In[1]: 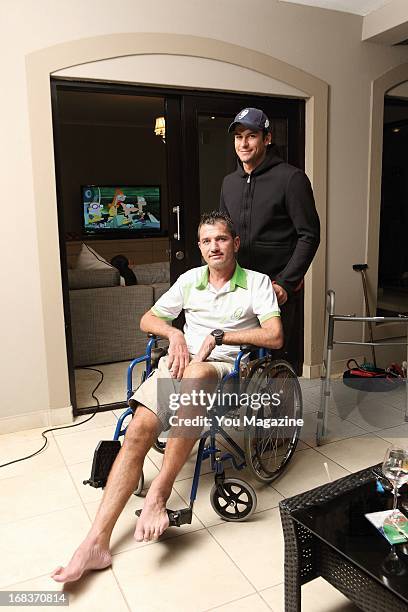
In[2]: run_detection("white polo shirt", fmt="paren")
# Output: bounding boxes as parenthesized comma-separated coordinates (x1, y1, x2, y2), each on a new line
(151, 263, 280, 363)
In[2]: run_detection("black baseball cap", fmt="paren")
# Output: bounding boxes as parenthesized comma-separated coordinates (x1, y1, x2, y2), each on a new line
(228, 107, 270, 133)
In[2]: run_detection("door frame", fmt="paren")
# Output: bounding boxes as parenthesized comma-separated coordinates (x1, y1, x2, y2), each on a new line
(51, 79, 306, 413)
(366, 63, 408, 341)
(25, 34, 328, 426)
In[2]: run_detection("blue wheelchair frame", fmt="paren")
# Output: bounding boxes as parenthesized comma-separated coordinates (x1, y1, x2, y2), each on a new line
(113, 336, 268, 520)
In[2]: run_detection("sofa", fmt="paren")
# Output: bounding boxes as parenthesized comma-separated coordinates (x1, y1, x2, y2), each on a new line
(68, 262, 170, 366)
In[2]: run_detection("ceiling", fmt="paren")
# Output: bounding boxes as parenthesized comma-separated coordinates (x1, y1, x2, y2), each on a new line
(279, 0, 392, 16)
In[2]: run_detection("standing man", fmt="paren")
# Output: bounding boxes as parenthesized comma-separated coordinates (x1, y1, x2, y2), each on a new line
(220, 107, 320, 374)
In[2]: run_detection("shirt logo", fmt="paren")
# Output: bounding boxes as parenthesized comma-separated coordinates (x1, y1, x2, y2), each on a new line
(238, 109, 249, 119)
(231, 307, 244, 320)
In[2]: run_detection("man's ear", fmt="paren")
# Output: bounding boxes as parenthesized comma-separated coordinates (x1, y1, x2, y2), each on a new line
(264, 132, 272, 146)
(234, 236, 240, 252)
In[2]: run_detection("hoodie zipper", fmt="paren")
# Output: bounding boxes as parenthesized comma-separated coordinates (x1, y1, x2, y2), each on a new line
(241, 173, 252, 256)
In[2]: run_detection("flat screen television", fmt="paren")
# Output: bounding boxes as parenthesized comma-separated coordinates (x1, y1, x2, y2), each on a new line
(82, 185, 162, 237)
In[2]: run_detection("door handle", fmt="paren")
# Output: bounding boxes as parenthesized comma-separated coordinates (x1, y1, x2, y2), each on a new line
(172, 205, 181, 241)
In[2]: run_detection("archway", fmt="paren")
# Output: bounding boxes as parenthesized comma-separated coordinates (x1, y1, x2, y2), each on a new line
(25, 33, 328, 417)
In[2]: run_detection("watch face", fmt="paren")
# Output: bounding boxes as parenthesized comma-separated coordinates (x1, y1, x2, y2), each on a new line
(211, 329, 224, 345)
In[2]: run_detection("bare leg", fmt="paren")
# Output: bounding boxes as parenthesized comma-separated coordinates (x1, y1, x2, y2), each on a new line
(51, 406, 159, 583)
(135, 364, 218, 542)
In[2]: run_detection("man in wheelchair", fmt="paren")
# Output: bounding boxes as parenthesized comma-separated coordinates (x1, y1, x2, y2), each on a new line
(52, 211, 283, 583)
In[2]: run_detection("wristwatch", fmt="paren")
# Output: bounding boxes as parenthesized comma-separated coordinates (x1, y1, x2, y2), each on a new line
(211, 329, 224, 346)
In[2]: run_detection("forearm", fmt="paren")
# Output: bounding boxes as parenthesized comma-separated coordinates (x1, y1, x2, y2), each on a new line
(140, 310, 183, 340)
(223, 324, 283, 350)
(275, 239, 319, 293)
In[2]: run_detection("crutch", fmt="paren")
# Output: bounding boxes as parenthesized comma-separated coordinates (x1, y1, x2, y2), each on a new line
(352, 263, 377, 368)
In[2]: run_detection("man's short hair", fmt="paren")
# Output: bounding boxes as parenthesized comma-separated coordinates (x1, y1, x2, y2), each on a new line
(197, 211, 237, 240)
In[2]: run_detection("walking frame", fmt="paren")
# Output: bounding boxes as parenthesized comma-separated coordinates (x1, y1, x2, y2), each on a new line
(317, 290, 408, 445)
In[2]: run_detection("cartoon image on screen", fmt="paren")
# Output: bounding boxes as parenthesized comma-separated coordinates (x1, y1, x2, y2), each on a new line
(82, 186, 161, 235)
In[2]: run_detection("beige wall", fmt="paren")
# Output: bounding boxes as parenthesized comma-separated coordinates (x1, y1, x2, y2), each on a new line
(1, 0, 408, 433)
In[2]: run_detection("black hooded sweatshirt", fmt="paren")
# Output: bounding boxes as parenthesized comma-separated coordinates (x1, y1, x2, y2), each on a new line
(220, 145, 320, 295)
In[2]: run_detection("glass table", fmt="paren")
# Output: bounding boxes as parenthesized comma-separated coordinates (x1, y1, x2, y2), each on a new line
(279, 466, 408, 611)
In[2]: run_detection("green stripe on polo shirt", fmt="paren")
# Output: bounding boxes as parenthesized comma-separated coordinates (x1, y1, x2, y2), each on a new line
(150, 306, 175, 321)
(195, 267, 209, 290)
(195, 263, 247, 291)
(230, 263, 247, 290)
(259, 311, 281, 323)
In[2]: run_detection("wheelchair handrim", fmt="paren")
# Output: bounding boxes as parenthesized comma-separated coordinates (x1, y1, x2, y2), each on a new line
(243, 358, 303, 483)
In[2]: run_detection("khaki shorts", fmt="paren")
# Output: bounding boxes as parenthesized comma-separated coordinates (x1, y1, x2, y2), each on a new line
(129, 355, 234, 432)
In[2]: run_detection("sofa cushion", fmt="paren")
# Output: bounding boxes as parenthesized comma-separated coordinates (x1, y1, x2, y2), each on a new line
(69, 285, 154, 366)
(68, 268, 120, 290)
(152, 283, 170, 302)
(131, 261, 170, 285)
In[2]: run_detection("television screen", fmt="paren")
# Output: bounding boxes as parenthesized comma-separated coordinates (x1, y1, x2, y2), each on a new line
(82, 185, 161, 236)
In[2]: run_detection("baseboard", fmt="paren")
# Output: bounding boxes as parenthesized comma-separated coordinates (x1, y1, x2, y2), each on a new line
(302, 356, 364, 380)
(0, 405, 73, 435)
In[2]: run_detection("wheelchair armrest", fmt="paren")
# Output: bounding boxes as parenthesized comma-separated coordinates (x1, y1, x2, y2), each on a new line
(239, 344, 259, 352)
(147, 333, 167, 344)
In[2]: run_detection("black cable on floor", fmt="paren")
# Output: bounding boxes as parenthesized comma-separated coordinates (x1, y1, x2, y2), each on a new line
(0, 367, 104, 469)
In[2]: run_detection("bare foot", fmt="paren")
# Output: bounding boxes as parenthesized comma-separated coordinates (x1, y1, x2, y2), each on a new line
(134, 497, 170, 542)
(51, 538, 112, 583)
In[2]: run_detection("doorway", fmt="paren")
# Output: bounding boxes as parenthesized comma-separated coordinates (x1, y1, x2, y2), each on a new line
(377, 95, 408, 317)
(51, 79, 305, 414)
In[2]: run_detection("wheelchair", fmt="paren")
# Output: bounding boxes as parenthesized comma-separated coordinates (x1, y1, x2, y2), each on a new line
(84, 335, 303, 525)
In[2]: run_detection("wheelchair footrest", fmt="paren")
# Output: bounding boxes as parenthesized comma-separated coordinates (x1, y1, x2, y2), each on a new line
(135, 507, 193, 527)
(83, 440, 121, 488)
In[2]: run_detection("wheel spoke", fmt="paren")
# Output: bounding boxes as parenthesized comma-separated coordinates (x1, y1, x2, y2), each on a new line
(211, 478, 256, 520)
(245, 359, 302, 481)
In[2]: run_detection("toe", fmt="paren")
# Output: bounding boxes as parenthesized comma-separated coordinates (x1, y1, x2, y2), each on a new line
(143, 528, 151, 542)
(152, 526, 160, 540)
(51, 570, 66, 583)
(134, 523, 143, 542)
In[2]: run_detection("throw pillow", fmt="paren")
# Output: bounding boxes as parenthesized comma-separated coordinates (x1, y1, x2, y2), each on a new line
(75, 243, 112, 271)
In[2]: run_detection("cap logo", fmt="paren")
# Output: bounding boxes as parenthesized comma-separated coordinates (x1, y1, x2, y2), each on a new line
(265, 119, 270, 128)
(237, 109, 249, 119)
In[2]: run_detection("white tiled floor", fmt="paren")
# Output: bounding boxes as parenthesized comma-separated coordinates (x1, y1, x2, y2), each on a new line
(1, 375, 407, 610)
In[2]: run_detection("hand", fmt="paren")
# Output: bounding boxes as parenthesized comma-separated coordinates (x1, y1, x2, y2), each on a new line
(167, 330, 190, 380)
(190, 334, 216, 364)
(272, 283, 288, 306)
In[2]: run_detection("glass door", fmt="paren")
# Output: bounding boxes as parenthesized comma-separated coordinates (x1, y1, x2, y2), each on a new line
(51, 81, 183, 413)
(178, 93, 305, 270)
(52, 80, 305, 413)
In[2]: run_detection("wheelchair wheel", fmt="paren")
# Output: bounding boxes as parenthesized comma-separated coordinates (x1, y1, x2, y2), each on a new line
(244, 359, 302, 483)
(133, 470, 144, 496)
(210, 478, 257, 521)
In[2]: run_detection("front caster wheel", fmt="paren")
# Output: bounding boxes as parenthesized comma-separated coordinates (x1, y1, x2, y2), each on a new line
(133, 470, 144, 496)
(210, 478, 257, 522)
(153, 438, 166, 454)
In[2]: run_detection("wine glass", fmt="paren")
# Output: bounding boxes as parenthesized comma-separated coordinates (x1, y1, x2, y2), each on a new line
(382, 445, 408, 519)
